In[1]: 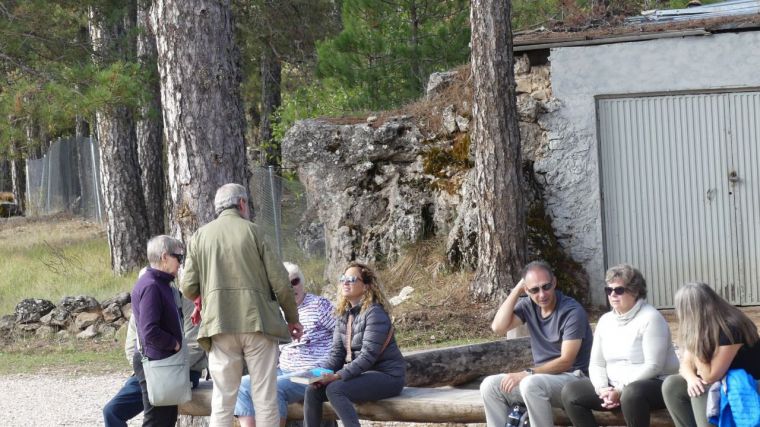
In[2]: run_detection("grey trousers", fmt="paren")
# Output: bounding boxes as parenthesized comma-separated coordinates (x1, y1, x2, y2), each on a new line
(480, 371, 585, 427)
(662, 374, 714, 427)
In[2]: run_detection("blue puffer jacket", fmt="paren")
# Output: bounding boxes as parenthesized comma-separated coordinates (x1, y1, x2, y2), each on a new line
(324, 303, 406, 381)
(708, 369, 760, 427)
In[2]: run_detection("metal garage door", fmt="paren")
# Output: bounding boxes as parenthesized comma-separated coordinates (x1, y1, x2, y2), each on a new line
(598, 91, 760, 308)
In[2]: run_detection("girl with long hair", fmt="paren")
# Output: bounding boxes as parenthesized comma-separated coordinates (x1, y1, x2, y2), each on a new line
(303, 262, 405, 427)
(663, 282, 760, 427)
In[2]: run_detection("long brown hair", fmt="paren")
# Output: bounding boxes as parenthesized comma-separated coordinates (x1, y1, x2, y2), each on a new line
(335, 262, 392, 316)
(675, 282, 759, 363)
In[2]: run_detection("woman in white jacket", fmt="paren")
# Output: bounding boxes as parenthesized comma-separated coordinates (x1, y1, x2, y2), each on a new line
(561, 264, 679, 427)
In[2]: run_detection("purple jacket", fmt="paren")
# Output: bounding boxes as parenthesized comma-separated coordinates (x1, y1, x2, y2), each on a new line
(131, 268, 183, 360)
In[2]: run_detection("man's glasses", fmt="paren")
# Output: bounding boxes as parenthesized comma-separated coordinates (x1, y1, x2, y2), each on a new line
(526, 282, 553, 294)
(604, 286, 627, 296)
(290, 277, 301, 287)
(170, 253, 184, 264)
(339, 275, 361, 284)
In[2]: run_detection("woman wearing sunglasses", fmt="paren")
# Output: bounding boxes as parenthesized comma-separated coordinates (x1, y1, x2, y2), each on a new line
(562, 264, 679, 427)
(663, 283, 760, 427)
(303, 262, 405, 427)
(130, 235, 187, 427)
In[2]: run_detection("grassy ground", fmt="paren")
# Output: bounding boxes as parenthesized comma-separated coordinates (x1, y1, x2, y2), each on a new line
(0, 214, 137, 316)
(0, 335, 127, 375)
(0, 214, 494, 374)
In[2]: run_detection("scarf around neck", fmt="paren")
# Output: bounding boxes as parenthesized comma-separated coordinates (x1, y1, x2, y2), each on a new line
(614, 298, 645, 326)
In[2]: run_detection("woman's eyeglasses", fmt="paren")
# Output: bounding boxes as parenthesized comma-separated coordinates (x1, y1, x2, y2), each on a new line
(526, 282, 553, 294)
(290, 277, 301, 287)
(339, 275, 361, 284)
(604, 286, 626, 296)
(170, 253, 184, 264)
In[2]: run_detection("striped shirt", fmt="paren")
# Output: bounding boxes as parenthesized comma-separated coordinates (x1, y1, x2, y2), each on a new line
(279, 293, 336, 372)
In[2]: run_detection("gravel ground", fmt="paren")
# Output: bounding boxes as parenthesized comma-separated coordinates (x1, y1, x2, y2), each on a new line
(0, 372, 143, 426)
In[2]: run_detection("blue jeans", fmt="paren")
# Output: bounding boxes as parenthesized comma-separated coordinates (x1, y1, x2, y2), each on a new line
(235, 369, 307, 419)
(104, 376, 143, 427)
(104, 369, 202, 427)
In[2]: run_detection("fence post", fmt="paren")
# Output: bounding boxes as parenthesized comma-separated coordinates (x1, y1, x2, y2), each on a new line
(45, 151, 53, 213)
(24, 160, 30, 215)
(89, 137, 103, 222)
(268, 165, 282, 258)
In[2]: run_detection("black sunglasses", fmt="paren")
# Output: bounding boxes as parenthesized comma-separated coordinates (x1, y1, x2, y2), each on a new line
(604, 286, 626, 296)
(290, 277, 301, 287)
(170, 253, 184, 264)
(526, 282, 553, 294)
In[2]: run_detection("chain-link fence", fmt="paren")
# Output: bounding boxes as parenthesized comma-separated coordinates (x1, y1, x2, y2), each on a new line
(26, 137, 103, 222)
(250, 166, 326, 286)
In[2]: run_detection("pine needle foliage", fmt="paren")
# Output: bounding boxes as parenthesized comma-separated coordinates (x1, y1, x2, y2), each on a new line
(0, 1, 150, 154)
(316, 0, 471, 111)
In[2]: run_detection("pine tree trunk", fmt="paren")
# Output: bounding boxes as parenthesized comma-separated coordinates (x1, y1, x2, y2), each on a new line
(469, 0, 526, 300)
(136, 3, 166, 236)
(408, 1, 423, 93)
(260, 43, 282, 167)
(9, 139, 25, 212)
(152, 0, 250, 242)
(75, 115, 90, 138)
(90, 4, 150, 274)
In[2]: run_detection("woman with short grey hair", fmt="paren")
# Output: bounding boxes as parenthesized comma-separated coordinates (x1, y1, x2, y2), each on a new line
(146, 235, 185, 267)
(131, 235, 186, 426)
(562, 264, 679, 427)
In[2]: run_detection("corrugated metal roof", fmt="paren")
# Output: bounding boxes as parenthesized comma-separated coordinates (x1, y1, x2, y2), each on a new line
(628, 0, 760, 24)
(513, 0, 760, 51)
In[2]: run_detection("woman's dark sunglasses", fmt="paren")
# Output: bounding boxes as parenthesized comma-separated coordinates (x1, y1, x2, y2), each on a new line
(170, 253, 184, 264)
(290, 277, 301, 287)
(604, 286, 626, 296)
(526, 282, 553, 294)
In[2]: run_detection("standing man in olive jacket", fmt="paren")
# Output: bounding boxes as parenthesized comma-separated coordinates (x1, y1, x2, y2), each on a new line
(181, 183, 303, 427)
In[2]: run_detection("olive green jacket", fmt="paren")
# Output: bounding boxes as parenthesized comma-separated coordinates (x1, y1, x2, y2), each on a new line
(180, 209, 299, 352)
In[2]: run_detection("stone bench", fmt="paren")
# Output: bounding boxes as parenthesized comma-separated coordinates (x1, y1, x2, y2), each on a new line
(179, 381, 674, 425)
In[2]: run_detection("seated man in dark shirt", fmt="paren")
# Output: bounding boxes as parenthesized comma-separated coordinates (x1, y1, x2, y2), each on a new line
(480, 260, 593, 427)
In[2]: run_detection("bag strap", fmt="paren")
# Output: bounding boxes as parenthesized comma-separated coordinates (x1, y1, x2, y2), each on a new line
(344, 312, 395, 364)
(380, 326, 395, 353)
(344, 313, 354, 363)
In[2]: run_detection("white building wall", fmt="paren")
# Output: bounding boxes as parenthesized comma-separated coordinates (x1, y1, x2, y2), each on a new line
(540, 31, 760, 307)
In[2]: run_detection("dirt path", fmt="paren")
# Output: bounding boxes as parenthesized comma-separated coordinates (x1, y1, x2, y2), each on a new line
(0, 372, 142, 426)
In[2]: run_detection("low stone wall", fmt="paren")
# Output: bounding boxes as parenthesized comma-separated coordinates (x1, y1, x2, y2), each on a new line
(0, 293, 132, 343)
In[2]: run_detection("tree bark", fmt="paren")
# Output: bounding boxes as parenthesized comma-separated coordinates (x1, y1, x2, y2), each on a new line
(408, 0, 423, 93)
(10, 155, 25, 212)
(404, 338, 532, 387)
(260, 42, 282, 166)
(152, 0, 250, 242)
(90, 4, 150, 274)
(136, 2, 166, 236)
(470, 0, 526, 300)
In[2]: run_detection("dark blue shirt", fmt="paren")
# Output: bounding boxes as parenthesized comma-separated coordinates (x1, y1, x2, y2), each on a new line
(131, 268, 183, 360)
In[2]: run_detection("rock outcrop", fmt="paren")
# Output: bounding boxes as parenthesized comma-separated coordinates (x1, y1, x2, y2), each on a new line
(282, 59, 590, 301)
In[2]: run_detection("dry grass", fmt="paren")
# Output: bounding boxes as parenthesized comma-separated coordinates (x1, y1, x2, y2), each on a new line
(0, 192, 14, 203)
(321, 64, 473, 137)
(378, 238, 494, 349)
(0, 213, 104, 249)
(0, 214, 137, 316)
